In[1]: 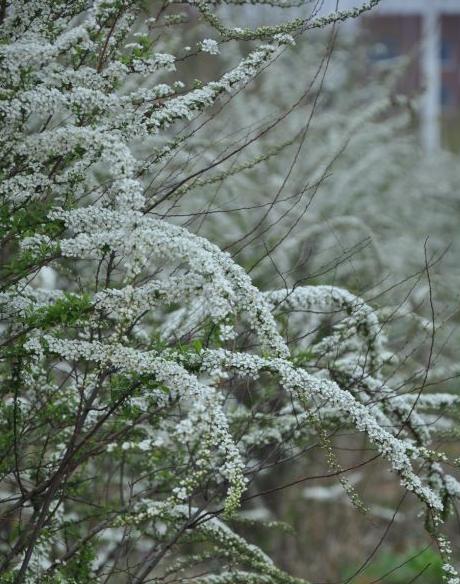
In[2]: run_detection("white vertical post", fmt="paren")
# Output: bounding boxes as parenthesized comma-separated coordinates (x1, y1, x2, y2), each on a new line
(421, 1, 441, 152)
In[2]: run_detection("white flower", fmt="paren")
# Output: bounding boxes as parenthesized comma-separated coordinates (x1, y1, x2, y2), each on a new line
(200, 38, 219, 55)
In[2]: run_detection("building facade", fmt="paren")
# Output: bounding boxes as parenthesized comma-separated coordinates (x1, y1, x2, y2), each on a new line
(361, 0, 460, 151)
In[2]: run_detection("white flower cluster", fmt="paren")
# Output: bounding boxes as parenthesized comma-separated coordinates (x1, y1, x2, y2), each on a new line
(0, 1, 458, 583)
(265, 285, 385, 372)
(200, 348, 456, 512)
(200, 38, 220, 54)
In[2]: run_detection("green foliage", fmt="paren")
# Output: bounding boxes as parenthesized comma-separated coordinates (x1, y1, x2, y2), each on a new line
(343, 547, 443, 584)
(59, 542, 97, 584)
(25, 293, 92, 330)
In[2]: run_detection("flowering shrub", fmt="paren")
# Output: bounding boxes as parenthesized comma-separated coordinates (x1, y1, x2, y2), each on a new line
(0, 1, 458, 583)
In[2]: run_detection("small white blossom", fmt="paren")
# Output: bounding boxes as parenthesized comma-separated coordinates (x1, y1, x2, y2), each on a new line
(200, 38, 220, 55)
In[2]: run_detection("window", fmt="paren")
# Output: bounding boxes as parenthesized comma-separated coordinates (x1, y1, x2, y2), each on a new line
(440, 38, 454, 68)
(440, 82, 454, 110)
